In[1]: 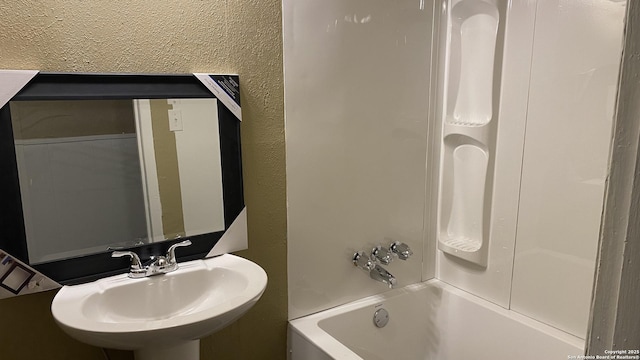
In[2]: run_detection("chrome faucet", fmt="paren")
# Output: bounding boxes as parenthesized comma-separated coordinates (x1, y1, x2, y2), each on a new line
(111, 240, 192, 278)
(369, 264, 396, 288)
(353, 251, 396, 288)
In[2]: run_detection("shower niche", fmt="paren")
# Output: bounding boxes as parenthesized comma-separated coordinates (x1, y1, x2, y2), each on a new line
(437, 0, 502, 267)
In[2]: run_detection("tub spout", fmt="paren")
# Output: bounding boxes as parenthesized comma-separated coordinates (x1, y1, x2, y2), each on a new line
(369, 264, 396, 288)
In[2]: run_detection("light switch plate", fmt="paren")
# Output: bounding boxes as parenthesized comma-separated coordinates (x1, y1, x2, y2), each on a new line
(168, 109, 183, 131)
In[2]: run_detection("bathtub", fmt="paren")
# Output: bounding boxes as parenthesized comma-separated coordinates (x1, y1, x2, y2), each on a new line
(288, 279, 583, 360)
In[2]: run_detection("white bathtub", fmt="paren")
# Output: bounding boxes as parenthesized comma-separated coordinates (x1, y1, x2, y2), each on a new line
(288, 280, 583, 360)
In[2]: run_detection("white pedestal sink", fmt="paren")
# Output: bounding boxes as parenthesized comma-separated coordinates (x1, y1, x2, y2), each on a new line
(51, 254, 267, 360)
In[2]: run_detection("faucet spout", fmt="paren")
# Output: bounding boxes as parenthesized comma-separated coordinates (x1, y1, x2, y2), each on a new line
(369, 264, 396, 288)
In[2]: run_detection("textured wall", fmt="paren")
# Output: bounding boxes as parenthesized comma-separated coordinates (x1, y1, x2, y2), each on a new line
(0, 1, 287, 359)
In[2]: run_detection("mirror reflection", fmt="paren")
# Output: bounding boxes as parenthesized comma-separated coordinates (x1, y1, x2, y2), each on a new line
(10, 98, 225, 264)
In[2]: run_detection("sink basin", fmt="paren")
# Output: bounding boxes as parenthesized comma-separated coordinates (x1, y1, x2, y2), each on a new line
(51, 254, 267, 359)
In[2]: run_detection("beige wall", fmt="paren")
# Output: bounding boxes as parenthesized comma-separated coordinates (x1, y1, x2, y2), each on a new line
(149, 99, 186, 239)
(0, 1, 287, 359)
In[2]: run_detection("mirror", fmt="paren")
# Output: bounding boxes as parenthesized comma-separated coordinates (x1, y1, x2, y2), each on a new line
(11, 99, 225, 264)
(0, 73, 244, 284)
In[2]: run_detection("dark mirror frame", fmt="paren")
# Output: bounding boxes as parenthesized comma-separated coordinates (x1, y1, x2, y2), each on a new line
(0, 73, 244, 285)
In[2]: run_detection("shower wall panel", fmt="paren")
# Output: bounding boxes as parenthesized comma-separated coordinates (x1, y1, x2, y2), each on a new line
(510, 0, 625, 339)
(285, 0, 436, 320)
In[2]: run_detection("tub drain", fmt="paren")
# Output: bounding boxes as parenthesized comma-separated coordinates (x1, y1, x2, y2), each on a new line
(373, 308, 389, 328)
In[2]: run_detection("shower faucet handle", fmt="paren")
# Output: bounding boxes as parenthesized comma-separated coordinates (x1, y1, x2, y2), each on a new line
(371, 245, 393, 265)
(353, 251, 374, 271)
(390, 241, 413, 260)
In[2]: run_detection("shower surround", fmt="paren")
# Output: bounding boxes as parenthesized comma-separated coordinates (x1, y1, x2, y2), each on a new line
(285, 0, 625, 357)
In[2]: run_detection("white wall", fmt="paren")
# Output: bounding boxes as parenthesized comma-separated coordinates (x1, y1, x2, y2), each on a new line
(285, 0, 436, 319)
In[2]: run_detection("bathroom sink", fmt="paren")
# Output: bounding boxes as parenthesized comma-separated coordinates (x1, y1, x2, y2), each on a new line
(51, 254, 267, 357)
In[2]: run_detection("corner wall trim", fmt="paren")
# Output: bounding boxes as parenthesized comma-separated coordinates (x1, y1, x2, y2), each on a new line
(587, 0, 640, 353)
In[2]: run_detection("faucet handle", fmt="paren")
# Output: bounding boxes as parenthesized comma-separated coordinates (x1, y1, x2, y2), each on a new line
(371, 246, 393, 265)
(166, 240, 192, 264)
(390, 241, 413, 260)
(353, 251, 374, 271)
(111, 251, 144, 272)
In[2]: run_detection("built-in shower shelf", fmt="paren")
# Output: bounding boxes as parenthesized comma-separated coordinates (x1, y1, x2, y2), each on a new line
(446, 121, 488, 127)
(440, 237, 482, 252)
(443, 123, 491, 145)
(439, 237, 486, 265)
(437, 0, 500, 268)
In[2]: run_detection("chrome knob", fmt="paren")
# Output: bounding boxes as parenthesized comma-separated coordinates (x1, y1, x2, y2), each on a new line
(390, 241, 413, 260)
(353, 251, 374, 271)
(371, 245, 393, 265)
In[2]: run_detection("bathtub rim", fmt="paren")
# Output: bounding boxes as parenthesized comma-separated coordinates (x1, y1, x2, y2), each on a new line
(288, 279, 584, 359)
